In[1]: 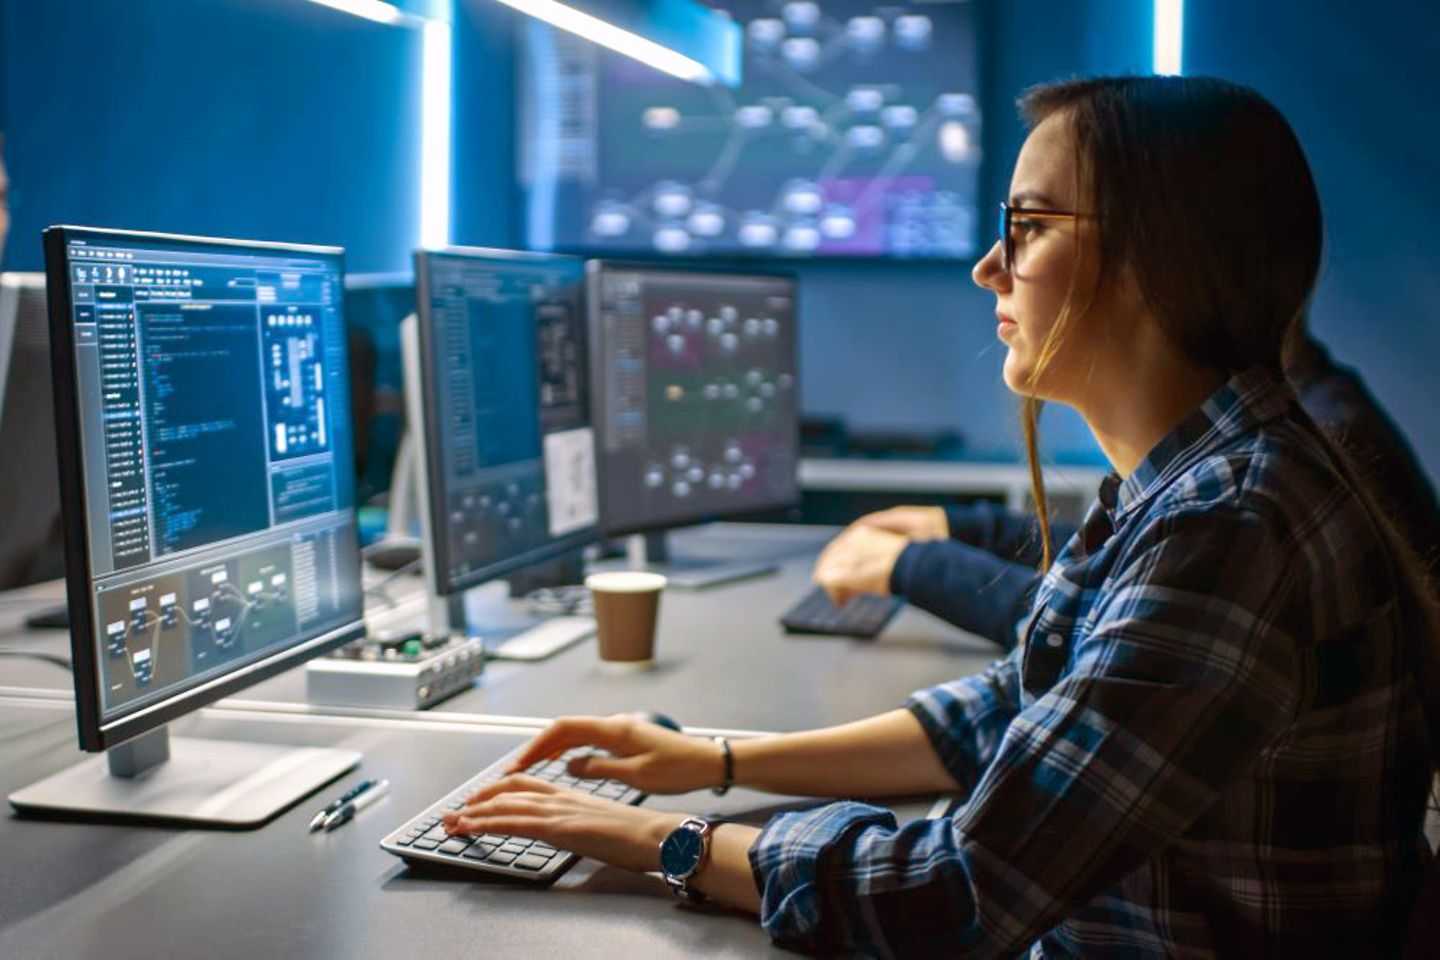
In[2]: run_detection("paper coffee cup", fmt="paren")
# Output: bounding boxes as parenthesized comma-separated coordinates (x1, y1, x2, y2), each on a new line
(584, 571, 667, 668)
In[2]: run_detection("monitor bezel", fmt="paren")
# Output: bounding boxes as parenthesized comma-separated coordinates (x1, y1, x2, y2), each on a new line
(584, 259, 802, 538)
(43, 225, 367, 753)
(411, 246, 599, 597)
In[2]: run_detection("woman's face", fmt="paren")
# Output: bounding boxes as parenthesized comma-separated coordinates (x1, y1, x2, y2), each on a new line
(972, 112, 1100, 402)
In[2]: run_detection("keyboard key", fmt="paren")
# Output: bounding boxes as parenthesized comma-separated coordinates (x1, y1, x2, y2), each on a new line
(487, 850, 517, 866)
(438, 837, 472, 855)
(530, 842, 557, 856)
(513, 854, 550, 871)
(394, 835, 416, 846)
(461, 844, 494, 860)
(411, 837, 441, 851)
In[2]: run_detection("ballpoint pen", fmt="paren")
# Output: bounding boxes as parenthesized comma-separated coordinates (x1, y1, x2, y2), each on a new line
(322, 779, 391, 832)
(308, 778, 379, 833)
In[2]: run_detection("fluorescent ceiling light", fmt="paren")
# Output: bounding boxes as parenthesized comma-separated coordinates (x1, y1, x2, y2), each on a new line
(307, 0, 404, 25)
(1153, 0, 1183, 75)
(420, 19, 453, 248)
(494, 0, 714, 84)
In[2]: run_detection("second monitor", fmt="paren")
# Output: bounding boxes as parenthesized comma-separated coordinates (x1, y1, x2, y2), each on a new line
(404, 247, 599, 648)
(588, 261, 799, 587)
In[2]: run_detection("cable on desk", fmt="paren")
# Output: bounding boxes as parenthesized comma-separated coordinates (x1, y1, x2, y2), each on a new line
(0, 648, 73, 671)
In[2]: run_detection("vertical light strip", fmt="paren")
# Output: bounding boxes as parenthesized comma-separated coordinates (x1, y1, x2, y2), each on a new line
(420, 18, 453, 249)
(1153, 0, 1184, 75)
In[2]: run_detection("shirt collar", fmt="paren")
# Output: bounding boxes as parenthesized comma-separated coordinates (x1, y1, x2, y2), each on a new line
(1103, 367, 1294, 521)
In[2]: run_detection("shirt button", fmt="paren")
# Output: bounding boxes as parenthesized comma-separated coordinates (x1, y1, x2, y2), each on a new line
(1045, 633, 1064, 648)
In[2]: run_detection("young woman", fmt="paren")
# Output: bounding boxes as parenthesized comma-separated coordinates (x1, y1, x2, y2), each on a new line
(443, 76, 1438, 956)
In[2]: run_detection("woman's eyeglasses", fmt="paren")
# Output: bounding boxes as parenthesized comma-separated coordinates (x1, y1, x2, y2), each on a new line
(998, 202, 1080, 272)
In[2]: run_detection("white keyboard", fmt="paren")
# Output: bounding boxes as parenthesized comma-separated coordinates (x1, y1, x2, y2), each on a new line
(487, 616, 596, 661)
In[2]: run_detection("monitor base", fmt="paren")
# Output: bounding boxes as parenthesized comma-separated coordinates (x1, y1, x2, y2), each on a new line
(622, 532, 777, 590)
(638, 556, 779, 590)
(8, 732, 360, 829)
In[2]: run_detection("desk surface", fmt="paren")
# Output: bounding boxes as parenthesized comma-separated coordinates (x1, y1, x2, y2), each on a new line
(4, 696, 912, 959)
(0, 524, 997, 958)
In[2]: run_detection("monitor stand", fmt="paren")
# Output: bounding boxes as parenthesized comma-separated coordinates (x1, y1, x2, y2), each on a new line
(8, 725, 360, 828)
(461, 582, 596, 661)
(624, 531, 777, 590)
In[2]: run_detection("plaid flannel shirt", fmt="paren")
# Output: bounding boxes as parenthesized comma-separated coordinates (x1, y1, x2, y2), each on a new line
(749, 369, 1432, 957)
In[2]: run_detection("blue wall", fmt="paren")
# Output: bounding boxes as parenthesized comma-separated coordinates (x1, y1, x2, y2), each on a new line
(1186, 0, 1440, 485)
(0, 0, 424, 274)
(5, 0, 1434, 482)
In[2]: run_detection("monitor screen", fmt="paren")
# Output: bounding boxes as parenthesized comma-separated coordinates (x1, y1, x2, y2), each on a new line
(343, 274, 414, 504)
(0, 274, 63, 590)
(588, 262, 799, 535)
(519, 1, 982, 260)
(45, 228, 364, 748)
(412, 249, 598, 595)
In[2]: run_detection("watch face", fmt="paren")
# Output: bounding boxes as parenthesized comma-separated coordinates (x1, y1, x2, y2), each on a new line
(660, 825, 704, 878)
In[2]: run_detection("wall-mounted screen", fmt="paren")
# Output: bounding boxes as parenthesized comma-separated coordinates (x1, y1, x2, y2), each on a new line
(520, 0, 982, 261)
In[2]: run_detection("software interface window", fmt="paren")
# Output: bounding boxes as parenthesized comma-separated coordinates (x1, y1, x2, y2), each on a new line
(591, 266, 798, 533)
(61, 235, 362, 720)
(419, 252, 597, 589)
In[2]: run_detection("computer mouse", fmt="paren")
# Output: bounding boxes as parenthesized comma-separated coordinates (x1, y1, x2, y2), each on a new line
(633, 710, 681, 732)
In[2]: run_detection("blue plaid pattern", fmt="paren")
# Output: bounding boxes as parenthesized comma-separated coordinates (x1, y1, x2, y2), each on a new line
(749, 369, 1432, 957)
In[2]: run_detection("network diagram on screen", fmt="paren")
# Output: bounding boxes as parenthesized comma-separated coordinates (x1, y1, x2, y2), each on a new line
(62, 237, 361, 717)
(521, 0, 982, 260)
(593, 267, 798, 532)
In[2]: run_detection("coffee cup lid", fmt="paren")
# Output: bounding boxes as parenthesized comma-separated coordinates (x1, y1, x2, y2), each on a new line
(584, 571, 668, 593)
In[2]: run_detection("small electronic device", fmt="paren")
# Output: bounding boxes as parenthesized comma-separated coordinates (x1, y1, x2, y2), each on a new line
(780, 587, 904, 639)
(380, 743, 646, 881)
(8, 227, 366, 827)
(306, 632, 483, 710)
(587, 262, 800, 588)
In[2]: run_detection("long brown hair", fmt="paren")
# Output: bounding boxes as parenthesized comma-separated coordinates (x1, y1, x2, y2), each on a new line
(1013, 76, 1440, 761)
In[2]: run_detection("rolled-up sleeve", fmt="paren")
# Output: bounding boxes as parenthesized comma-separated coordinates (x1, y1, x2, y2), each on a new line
(746, 504, 1301, 957)
(904, 648, 1023, 794)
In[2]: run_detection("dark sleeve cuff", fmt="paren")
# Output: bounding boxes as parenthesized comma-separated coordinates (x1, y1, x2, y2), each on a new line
(944, 503, 992, 546)
(889, 538, 1039, 651)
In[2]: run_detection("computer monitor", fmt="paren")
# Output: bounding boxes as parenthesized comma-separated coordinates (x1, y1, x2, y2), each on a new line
(587, 261, 799, 587)
(343, 273, 413, 506)
(402, 247, 598, 635)
(0, 274, 64, 592)
(9, 227, 366, 827)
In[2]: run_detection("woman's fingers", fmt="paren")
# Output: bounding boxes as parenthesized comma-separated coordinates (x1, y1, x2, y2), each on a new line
(505, 714, 637, 773)
(464, 773, 558, 805)
(564, 752, 645, 781)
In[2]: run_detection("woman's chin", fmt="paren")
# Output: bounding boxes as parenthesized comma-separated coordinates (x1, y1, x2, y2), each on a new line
(1001, 353, 1032, 394)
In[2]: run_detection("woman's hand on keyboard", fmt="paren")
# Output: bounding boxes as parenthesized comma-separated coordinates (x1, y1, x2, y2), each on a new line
(502, 714, 726, 795)
(443, 774, 687, 874)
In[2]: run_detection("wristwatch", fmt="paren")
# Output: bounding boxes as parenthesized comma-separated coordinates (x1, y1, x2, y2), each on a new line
(658, 817, 718, 901)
